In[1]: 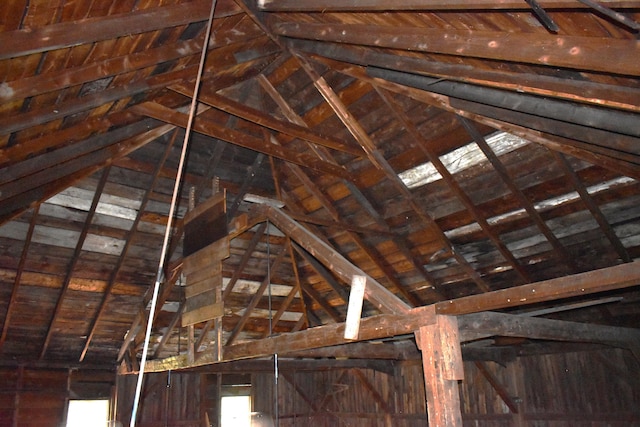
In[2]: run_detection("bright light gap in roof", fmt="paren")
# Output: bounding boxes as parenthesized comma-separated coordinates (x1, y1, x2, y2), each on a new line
(398, 131, 529, 189)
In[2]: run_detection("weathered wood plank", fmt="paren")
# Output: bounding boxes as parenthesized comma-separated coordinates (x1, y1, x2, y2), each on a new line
(182, 302, 224, 327)
(0, 0, 240, 59)
(274, 22, 640, 76)
(259, 0, 640, 11)
(458, 311, 640, 348)
(436, 262, 640, 315)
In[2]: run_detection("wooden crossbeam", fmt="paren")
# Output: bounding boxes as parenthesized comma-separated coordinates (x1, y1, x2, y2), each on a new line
(138, 262, 639, 372)
(170, 84, 364, 157)
(131, 102, 352, 180)
(437, 262, 640, 315)
(458, 311, 640, 348)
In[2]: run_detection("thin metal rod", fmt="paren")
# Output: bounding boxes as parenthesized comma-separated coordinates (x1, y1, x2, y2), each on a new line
(129, 0, 218, 425)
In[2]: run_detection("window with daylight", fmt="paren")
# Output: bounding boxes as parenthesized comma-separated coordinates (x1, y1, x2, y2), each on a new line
(221, 394, 252, 427)
(398, 131, 529, 189)
(66, 399, 110, 427)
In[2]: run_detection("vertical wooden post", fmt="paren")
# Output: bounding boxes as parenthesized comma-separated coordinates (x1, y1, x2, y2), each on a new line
(188, 325, 195, 364)
(415, 314, 464, 427)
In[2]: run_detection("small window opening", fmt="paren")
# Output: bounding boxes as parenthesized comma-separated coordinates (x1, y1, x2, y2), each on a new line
(66, 399, 110, 427)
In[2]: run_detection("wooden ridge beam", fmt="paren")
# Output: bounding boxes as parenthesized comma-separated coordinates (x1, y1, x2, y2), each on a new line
(273, 21, 640, 76)
(131, 102, 353, 181)
(170, 84, 364, 157)
(259, 0, 640, 11)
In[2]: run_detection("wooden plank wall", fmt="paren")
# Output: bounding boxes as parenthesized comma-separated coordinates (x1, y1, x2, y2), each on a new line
(114, 348, 640, 426)
(0, 367, 114, 427)
(116, 371, 203, 427)
(461, 347, 640, 426)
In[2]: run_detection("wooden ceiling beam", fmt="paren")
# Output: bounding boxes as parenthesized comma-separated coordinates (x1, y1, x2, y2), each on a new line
(225, 244, 287, 346)
(1, 38, 202, 104)
(1, 119, 157, 193)
(143, 304, 436, 371)
(0, 205, 39, 351)
(293, 242, 351, 306)
(257, 74, 428, 306)
(131, 102, 353, 180)
(437, 261, 640, 315)
(222, 223, 267, 300)
(273, 22, 640, 76)
(259, 0, 640, 11)
(552, 151, 632, 263)
(140, 262, 639, 371)
(39, 167, 111, 360)
(170, 84, 364, 157)
(0, 112, 133, 169)
(457, 117, 580, 273)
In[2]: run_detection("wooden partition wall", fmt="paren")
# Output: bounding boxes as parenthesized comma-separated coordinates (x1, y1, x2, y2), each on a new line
(114, 347, 639, 427)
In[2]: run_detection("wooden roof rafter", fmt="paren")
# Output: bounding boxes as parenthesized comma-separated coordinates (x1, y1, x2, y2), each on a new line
(79, 128, 182, 362)
(376, 87, 533, 284)
(295, 53, 492, 293)
(285, 39, 640, 113)
(39, 167, 111, 360)
(255, 74, 428, 306)
(272, 22, 640, 77)
(257, 0, 640, 11)
(307, 55, 640, 180)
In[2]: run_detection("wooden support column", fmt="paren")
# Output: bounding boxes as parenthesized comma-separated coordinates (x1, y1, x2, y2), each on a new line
(415, 314, 464, 427)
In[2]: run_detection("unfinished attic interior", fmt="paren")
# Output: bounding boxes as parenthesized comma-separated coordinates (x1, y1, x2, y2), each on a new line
(1, 0, 640, 425)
